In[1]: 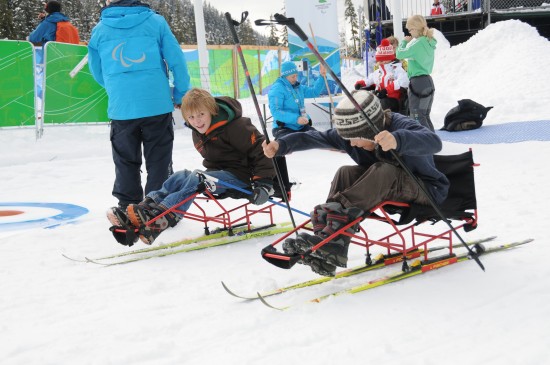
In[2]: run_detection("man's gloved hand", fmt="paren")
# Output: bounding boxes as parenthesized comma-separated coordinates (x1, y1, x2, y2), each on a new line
(354, 80, 366, 90)
(250, 179, 274, 205)
(376, 89, 388, 99)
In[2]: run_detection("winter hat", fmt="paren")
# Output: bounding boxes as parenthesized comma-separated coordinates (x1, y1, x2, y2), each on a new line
(375, 38, 396, 62)
(281, 61, 298, 77)
(45, 1, 61, 14)
(333, 90, 384, 140)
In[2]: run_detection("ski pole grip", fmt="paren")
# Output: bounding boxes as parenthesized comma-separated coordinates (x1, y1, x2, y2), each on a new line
(225, 13, 240, 44)
(274, 13, 309, 42)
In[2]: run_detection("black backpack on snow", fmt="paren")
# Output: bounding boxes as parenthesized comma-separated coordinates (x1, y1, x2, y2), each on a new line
(441, 99, 493, 131)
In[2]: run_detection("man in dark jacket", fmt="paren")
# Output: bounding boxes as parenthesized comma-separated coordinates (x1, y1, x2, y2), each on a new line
(28, 1, 75, 45)
(108, 88, 275, 245)
(262, 90, 448, 276)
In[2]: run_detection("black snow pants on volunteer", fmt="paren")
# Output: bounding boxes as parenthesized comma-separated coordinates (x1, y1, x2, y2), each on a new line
(408, 75, 435, 131)
(110, 112, 174, 208)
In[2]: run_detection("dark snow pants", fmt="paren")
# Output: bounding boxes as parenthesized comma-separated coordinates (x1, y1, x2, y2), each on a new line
(408, 75, 435, 131)
(326, 163, 431, 212)
(110, 113, 174, 207)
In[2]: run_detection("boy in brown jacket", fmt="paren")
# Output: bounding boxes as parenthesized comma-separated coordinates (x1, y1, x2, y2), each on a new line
(108, 88, 275, 245)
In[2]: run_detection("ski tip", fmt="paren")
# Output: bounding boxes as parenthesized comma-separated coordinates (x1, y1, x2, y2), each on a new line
(257, 292, 286, 311)
(221, 281, 243, 299)
(61, 253, 86, 263)
(84, 257, 109, 266)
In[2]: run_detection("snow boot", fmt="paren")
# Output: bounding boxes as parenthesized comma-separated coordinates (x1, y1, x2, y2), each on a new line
(311, 203, 364, 268)
(302, 255, 336, 277)
(126, 203, 180, 244)
(311, 204, 330, 235)
(107, 206, 132, 227)
(107, 207, 139, 246)
(282, 236, 336, 277)
(282, 234, 336, 276)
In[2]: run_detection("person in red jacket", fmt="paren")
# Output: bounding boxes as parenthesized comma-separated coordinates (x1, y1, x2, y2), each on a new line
(431, 0, 446, 16)
(354, 38, 409, 113)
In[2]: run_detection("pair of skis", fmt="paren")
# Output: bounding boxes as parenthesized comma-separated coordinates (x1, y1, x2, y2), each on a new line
(62, 222, 293, 266)
(222, 237, 533, 310)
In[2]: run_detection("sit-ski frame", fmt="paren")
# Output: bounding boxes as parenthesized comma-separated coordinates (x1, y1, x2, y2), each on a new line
(262, 201, 478, 272)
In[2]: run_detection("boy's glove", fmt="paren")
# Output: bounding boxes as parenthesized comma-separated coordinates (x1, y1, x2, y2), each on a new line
(354, 80, 366, 90)
(250, 179, 274, 205)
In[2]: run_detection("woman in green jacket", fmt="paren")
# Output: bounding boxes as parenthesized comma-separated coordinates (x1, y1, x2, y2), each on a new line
(396, 15, 436, 131)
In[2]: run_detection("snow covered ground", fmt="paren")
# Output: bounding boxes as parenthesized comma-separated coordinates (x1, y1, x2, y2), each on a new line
(1, 20, 550, 364)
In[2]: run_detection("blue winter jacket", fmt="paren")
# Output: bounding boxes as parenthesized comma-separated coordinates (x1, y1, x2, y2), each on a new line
(275, 112, 450, 205)
(88, 2, 190, 120)
(28, 12, 70, 45)
(268, 76, 325, 132)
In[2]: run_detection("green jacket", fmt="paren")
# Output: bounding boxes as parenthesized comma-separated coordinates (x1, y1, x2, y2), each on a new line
(396, 36, 437, 78)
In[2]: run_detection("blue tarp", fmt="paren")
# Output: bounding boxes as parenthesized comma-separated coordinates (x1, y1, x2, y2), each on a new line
(436, 120, 550, 144)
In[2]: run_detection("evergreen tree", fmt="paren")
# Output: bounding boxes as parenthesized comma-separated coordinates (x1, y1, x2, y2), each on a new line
(1, 0, 267, 45)
(12, 0, 43, 41)
(357, 5, 366, 57)
(344, 0, 359, 56)
(237, 18, 255, 45)
(278, 6, 287, 47)
(0, 0, 15, 39)
(267, 14, 279, 46)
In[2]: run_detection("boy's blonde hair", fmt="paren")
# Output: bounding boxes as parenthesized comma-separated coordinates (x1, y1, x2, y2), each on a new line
(181, 88, 218, 119)
(406, 15, 435, 39)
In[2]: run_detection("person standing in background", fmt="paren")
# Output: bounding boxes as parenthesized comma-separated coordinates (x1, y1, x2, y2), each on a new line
(354, 38, 409, 113)
(396, 15, 437, 131)
(88, 0, 191, 214)
(430, 0, 446, 16)
(28, 1, 80, 46)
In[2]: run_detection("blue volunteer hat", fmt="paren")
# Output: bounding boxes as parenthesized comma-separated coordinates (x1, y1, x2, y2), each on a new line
(281, 61, 298, 77)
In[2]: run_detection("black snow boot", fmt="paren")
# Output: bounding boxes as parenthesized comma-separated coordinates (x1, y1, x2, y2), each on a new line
(107, 207, 139, 246)
(311, 203, 364, 268)
(282, 234, 336, 277)
(127, 203, 180, 244)
(311, 204, 329, 235)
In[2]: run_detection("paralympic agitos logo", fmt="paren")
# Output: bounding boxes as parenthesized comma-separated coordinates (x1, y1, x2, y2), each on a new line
(112, 43, 146, 68)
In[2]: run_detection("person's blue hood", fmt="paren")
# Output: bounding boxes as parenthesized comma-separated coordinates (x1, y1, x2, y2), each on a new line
(45, 12, 70, 24)
(100, 4, 154, 29)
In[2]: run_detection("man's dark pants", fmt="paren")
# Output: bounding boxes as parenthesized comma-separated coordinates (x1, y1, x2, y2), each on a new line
(110, 113, 174, 208)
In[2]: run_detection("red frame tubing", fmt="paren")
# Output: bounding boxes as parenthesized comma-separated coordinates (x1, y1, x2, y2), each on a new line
(262, 200, 477, 271)
(167, 190, 280, 235)
(115, 190, 286, 238)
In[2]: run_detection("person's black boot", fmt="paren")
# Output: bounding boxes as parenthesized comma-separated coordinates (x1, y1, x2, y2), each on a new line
(281, 234, 336, 276)
(311, 204, 329, 235)
(311, 204, 364, 268)
(127, 203, 180, 244)
(106, 206, 139, 246)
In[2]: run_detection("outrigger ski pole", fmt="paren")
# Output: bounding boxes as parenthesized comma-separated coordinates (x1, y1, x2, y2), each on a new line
(255, 13, 485, 272)
(224, 12, 299, 233)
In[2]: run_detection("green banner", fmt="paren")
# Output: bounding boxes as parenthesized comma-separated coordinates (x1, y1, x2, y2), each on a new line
(43, 42, 108, 124)
(183, 48, 283, 98)
(0, 40, 35, 127)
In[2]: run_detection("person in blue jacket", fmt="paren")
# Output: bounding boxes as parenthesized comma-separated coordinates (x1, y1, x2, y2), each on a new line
(28, 1, 73, 46)
(88, 0, 191, 212)
(263, 90, 448, 276)
(268, 61, 326, 139)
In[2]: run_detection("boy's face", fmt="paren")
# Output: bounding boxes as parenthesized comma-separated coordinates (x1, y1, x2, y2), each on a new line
(186, 108, 212, 134)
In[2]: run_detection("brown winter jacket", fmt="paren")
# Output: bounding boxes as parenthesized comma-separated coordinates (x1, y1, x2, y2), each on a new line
(191, 96, 275, 184)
